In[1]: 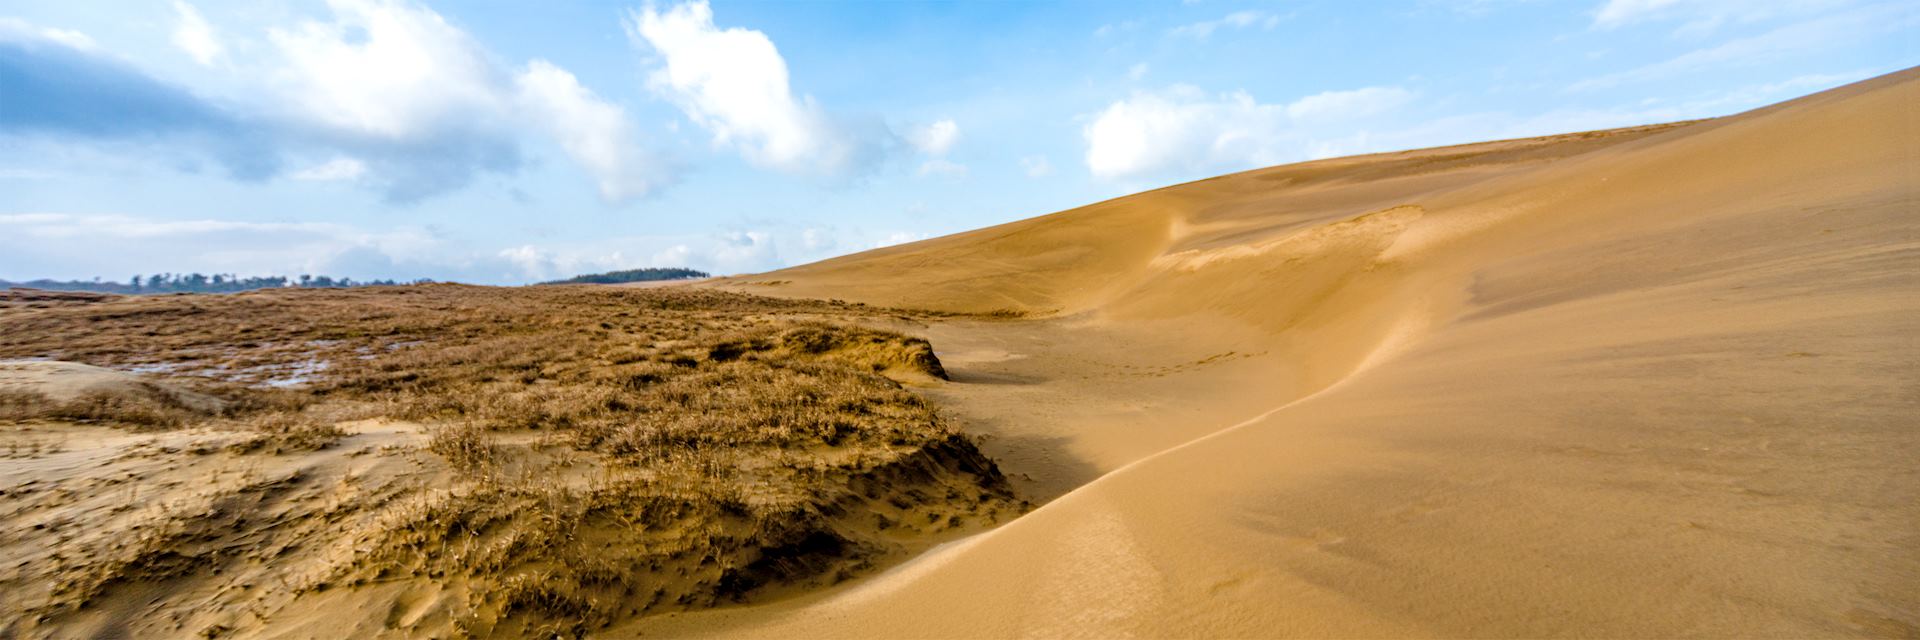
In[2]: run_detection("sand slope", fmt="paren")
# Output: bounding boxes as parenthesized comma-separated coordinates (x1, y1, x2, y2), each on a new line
(664, 69, 1920, 637)
(0, 360, 225, 412)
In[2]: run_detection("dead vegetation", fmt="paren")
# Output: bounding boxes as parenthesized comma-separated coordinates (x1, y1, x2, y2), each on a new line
(0, 287, 121, 310)
(0, 384, 215, 429)
(0, 284, 1024, 638)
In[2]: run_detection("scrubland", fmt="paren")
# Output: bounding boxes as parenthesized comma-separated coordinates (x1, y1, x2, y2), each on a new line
(0, 285, 1022, 638)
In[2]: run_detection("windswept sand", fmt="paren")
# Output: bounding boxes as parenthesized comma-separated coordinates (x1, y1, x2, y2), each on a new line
(639, 68, 1920, 637)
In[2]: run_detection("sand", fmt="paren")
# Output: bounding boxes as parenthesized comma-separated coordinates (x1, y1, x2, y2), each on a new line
(631, 68, 1920, 637)
(0, 360, 224, 412)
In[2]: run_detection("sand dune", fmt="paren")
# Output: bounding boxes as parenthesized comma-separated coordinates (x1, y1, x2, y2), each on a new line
(2, 69, 1908, 639)
(644, 68, 1920, 637)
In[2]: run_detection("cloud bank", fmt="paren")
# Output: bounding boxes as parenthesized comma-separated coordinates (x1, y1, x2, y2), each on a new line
(0, 211, 935, 284)
(1083, 85, 1414, 181)
(1, 0, 672, 204)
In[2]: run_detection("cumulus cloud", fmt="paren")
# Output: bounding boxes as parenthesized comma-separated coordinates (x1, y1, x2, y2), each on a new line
(1085, 86, 1281, 180)
(264, 0, 655, 202)
(906, 119, 960, 156)
(1, 4, 673, 204)
(628, 0, 885, 177)
(170, 1, 225, 65)
(906, 119, 963, 177)
(267, 0, 505, 139)
(1083, 84, 1415, 181)
(1168, 11, 1282, 39)
(515, 60, 675, 202)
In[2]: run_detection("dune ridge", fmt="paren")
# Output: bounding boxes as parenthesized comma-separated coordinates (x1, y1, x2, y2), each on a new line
(647, 68, 1920, 637)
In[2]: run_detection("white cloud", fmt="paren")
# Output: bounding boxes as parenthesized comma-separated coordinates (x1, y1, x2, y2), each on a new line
(0, 212, 449, 281)
(1591, 0, 1848, 35)
(5, 5, 675, 204)
(1085, 86, 1282, 180)
(1168, 11, 1282, 39)
(1279, 69, 1877, 163)
(498, 231, 789, 280)
(502, 244, 666, 282)
(0, 211, 787, 283)
(268, 0, 505, 140)
(289, 157, 367, 181)
(1570, 4, 1913, 91)
(1083, 84, 1415, 181)
(801, 227, 836, 252)
(649, 230, 782, 274)
(0, 211, 948, 282)
(872, 231, 927, 249)
(0, 213, 336, 239)
(628, 0, 881, 176)
(1286, 87, 1416, 123)
(906, 119, 962, 177)
(1021, 155, 1054, 178)
(170, 0, 225, 66)
(0, 17, 97, 50)
(907, 119, 960, 156)
(1702, 68, 1880, 106)
(1592, 0, 1683, 27)
(515, 60, 673, 202)
(252, 0, 672, 202)
(1128, 63, 1150, 81)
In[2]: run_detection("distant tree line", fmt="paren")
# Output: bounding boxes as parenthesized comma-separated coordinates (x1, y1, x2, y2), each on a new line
(0, 273, 427, 295)
(539, 268, 709, 285)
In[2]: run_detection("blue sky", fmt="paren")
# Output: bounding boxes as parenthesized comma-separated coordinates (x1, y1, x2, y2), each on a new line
(1, 0, 1913, 284)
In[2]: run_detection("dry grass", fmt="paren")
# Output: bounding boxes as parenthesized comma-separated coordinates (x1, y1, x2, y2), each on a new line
(1, 385, 213, 429)
(426, 421, 498, 472)
(0, 284, 1025, 637)
(220, 413, 347, 454)
(0, 288, 120, 310)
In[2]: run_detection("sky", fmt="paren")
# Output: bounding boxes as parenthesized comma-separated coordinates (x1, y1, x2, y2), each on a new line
(1, 0, 1914, 284)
